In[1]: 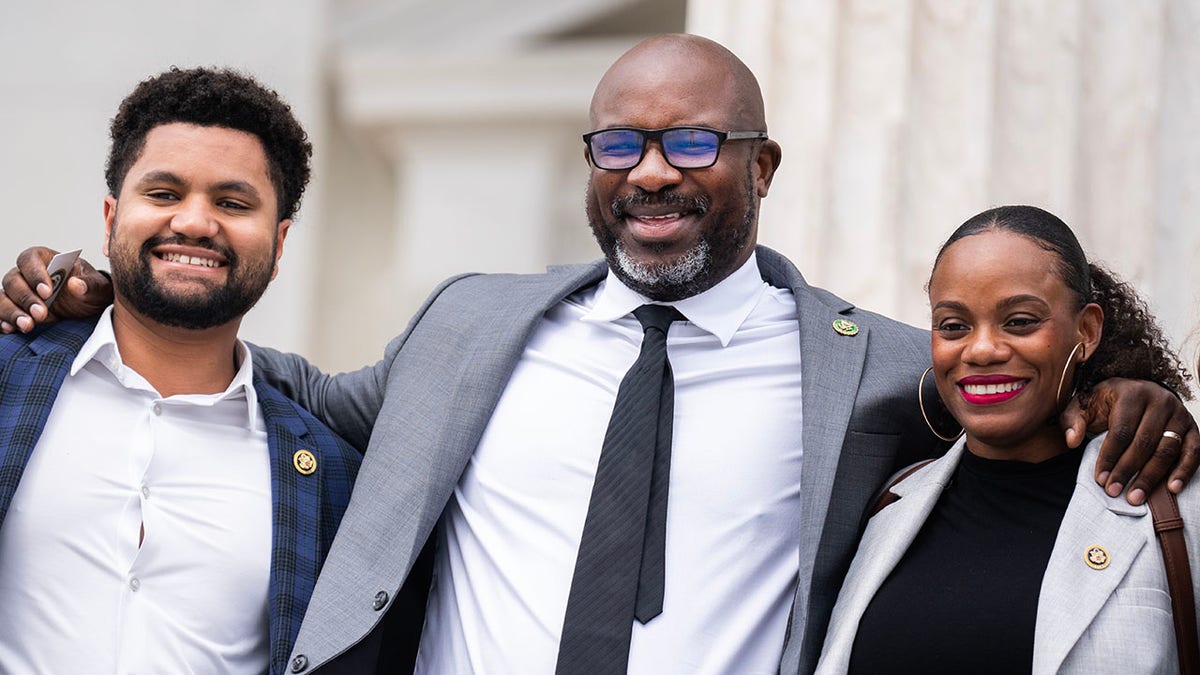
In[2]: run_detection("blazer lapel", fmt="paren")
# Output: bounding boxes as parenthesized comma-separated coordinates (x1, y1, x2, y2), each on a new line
(755, 248, 872, 646)
(815, 445, 962, 673)
(0, 325, 88, 523)
(396, 261, 611, 563)
(293, 262, 609, 665)
(258, 389, 320, 675)
(1033, 449, 1149, 673)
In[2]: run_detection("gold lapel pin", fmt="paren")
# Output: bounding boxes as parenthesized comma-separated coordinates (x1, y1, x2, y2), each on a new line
(832, 318, 859, 337)
(293, 449, 317, 475)
(1084, 545, 1110, 570)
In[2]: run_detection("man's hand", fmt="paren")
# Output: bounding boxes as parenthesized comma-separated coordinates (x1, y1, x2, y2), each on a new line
(1061, 377, 1199, 505)
(0, 247, 113, 333)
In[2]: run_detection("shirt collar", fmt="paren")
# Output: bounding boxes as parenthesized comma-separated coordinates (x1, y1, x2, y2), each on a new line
(583, 251, 768, 346)
(70, 306, 260, 428)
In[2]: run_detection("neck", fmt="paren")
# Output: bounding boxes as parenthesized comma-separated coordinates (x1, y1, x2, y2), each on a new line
(109, 300, 243, 398)
(964, 424, 1070, 464)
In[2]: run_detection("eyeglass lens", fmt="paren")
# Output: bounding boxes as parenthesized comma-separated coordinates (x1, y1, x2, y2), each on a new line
(590, 128, 722, 170)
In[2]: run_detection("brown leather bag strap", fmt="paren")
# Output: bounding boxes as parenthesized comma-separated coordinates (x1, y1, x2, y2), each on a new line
(1146, 484, 1199, 675)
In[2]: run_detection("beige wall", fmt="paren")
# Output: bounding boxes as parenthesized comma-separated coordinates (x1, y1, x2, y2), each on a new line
(4, 0, 1197, 399)
(0, 0, 325, 357)
(689, 0, 1200, 388)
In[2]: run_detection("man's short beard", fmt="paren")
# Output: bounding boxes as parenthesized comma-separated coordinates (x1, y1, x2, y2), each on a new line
(110, 233, 274, 330)
(587, 181, 757, 302)
(611, 239, 712, 299)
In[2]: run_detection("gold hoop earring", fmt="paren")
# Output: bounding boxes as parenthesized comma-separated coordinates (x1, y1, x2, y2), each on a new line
(1055, 342, 1085, 407)
(919, 367, 964, 442)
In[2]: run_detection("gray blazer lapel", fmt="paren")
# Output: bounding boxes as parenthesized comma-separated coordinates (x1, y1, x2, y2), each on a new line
(814, 445, 962, 674)
(293, 262, 608, 668)
(755, 248, 871, 656)
(1033, 442, 1149, 673)
(793, 286, 869, 584)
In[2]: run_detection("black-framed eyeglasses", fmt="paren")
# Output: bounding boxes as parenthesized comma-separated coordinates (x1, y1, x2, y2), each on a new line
(582, 126, 769, 171)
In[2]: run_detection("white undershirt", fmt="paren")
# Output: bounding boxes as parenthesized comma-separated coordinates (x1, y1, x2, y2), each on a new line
(0, 307, 273, 675)
(417, 253, 805, 674)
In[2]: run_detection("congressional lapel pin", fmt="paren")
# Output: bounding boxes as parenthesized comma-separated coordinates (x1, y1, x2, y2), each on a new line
(1084, 545, 1110, 570)
(832, 318, 859, 337)
(293, 449, 317, 475)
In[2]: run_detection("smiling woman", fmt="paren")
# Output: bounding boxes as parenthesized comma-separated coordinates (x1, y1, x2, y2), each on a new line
(816, 205, 1199, 675)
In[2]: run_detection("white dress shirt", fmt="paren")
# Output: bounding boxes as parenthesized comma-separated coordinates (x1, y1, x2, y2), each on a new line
(417, 253, 805, 674)
(0, 308, 273, 675)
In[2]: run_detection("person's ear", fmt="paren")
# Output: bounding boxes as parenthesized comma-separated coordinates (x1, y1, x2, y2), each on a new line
(753, 140, 782, 198)
(270, 219, 291, 281)
(102, 196, 117, 257)
(1077, 302, 1104, 360)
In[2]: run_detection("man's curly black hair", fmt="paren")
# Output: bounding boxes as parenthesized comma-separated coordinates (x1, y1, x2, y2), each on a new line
(933, 204, 1193, 400)
(104, 66, 312, 222)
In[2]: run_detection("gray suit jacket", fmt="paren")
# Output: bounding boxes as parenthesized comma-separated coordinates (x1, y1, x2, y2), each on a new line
(816, 434, 1200, 674)
(254, 246, 941, 674)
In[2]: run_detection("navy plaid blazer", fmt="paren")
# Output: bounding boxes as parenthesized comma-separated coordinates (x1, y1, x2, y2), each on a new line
(0, 319, 361, 675)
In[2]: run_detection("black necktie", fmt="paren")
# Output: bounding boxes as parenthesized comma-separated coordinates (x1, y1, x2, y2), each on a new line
(556, 304, 684, 675)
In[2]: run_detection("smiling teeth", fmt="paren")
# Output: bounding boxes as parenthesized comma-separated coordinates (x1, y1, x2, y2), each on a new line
(964, 381, 1026, 395)
(638, 213, 681, 220)
(161, 253, 220, 268)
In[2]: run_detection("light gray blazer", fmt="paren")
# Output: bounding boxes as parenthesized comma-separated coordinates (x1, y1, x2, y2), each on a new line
(254, 246, 941, 674)
(816, 434, 1200, 675)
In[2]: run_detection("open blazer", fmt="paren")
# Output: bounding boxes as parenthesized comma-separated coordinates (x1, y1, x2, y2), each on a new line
(254, 245, 946, 673)
(0, 318, 362, 675)
(816, 433, 1200, 674)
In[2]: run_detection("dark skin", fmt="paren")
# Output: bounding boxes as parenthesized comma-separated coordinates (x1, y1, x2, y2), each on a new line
(3, 34, 1198, 505)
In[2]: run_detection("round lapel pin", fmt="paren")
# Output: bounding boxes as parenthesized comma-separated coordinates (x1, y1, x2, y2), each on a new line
(293, 449, 317, 475)
(832, 318, 859, 336)
(1084, 545, 1109, 570)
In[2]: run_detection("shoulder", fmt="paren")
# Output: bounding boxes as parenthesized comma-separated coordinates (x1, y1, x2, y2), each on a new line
(0, 318, 97, 363)
(756, 245, 927, 347)
(435, 261, 606, 298)
(253, 377, 360, 467)
(409, 262, 607, 327)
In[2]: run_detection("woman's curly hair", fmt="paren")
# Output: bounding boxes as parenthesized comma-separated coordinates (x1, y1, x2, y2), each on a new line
(934, 205, 1192, 400)
(1083, 263, 1191, 397)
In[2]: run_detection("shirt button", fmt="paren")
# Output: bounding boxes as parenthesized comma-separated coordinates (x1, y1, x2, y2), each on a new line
(141, 485, 151, 499)
(290, 655, 309, 672)
(152, 403, 162, 416)
(129, 577, 140, 591)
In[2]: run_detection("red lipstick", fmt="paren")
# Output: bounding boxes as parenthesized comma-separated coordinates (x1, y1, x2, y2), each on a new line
(957, 374, 1028, 405)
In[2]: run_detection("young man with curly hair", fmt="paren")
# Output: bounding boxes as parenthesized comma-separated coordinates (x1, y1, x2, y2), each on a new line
(0, 67, 360, 675)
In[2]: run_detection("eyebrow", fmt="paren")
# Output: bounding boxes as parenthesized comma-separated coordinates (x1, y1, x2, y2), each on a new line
(133, 172, 262, 201)
(997, 294, 1050, 311)
(134, 170, 186, 189)
(932, 294, 1050, 313)
(213, 180, 261, 200)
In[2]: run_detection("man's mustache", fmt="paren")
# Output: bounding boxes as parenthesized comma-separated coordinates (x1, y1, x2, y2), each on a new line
(610, 191, 710, 218)
(139, 235, 237, 266)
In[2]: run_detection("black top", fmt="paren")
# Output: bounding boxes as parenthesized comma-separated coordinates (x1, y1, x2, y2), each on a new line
(848, 446, 1083, 674)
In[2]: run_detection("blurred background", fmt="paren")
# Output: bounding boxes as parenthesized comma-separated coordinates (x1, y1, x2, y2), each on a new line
(2, 0, 1198, 405)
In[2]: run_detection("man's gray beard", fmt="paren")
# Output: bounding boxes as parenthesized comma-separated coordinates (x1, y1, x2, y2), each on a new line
(612, 239, 711, 293)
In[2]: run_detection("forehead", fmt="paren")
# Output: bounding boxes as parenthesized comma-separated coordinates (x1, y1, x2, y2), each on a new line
(126, 123, 274, 192)
(590, 51, 741, 131)
(930, 231, 1068, 304)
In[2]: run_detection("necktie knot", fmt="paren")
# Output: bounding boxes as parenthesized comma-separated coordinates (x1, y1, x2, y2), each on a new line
(633, 304, 685, 335)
